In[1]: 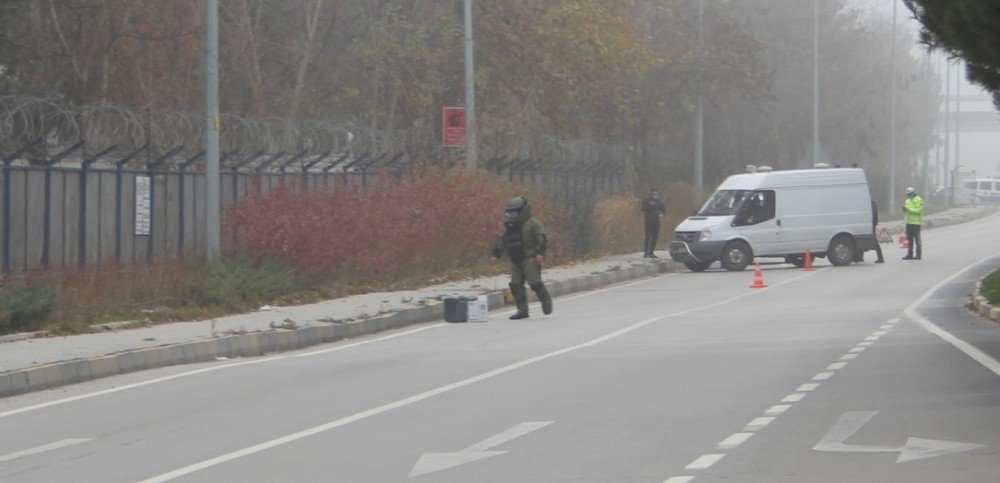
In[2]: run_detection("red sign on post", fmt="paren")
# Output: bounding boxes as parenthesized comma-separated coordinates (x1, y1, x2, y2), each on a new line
(442, 107, 467, 148)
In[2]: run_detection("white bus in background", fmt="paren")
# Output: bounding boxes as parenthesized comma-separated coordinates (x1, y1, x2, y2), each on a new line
(958, 178, 1000, 205)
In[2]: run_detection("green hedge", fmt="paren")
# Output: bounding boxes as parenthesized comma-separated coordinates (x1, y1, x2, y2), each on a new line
(982, 269, 1000, 306)
(0, 278, 59, 335)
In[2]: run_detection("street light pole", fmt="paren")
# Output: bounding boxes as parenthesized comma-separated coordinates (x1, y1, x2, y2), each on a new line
(205, 0, 221, 259)
(812, 0, 819, 167)
(463, 0, 477, 169)
(888, 0, 897, 214)
(694, 0, 704, 198)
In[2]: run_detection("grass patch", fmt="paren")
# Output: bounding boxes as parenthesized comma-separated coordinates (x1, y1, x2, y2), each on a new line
(982, 269, 1000, 306)
(0, 277, 60, 334)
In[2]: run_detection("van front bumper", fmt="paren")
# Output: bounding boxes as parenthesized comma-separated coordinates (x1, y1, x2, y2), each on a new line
(669, 241, 726, 264)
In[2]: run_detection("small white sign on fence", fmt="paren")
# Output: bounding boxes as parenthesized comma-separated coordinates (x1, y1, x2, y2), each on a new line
(135, 176, 151, 236)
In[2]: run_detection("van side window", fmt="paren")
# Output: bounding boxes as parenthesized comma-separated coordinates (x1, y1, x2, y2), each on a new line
(734, 190, 775, 226)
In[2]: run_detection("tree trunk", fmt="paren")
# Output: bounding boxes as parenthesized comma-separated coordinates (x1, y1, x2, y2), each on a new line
(287, 0, 326, 121)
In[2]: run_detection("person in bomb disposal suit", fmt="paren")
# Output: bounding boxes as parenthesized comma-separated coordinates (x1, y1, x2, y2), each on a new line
(493, 196, 553, 319)
(640, 189, 666, 258)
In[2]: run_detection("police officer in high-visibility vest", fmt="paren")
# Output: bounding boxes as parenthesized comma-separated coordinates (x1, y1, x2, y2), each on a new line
(902, 187, 924, 260)
(492, 196, 553, 319)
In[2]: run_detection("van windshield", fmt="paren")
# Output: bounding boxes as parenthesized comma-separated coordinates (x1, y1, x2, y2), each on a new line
(697, 190, 752, 216)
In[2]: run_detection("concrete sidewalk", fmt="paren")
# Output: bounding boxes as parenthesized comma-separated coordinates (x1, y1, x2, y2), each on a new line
(0, 252, 678, 398)
(1, 205, 994, 399)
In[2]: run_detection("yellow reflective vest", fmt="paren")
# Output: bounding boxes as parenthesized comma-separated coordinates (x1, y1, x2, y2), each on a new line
(904, 195, 924, 225)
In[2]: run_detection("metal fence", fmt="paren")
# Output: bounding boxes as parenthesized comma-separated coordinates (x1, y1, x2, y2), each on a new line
(1, 97, 630, 275)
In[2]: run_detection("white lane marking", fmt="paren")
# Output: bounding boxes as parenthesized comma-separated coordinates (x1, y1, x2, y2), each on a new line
(864, 335, 881, 341)
(685, 454, 725, 470)
(904, 255, 1000, 379)
(2, 323, 454, 420)
(0, 356, 287, 420)
(849, 347, 867, 353)
(840, 354, 859, 360)
(717, 432, 754, 449)
(663, 477, 696, 483)
(812, 372, 834, 381)
(858, 341, 874, 346)
(765, 405, 790, 416)
(140, 270, 823, 482)
(888, 318, 900, 324)
(797, 383, 820, 392)
(0, 438, 93, 462)
(879, 325, 893, 330)
(2, 275, 664, 418)
(826, 362, 848, 370)
(764, 404, 792, 416)
(814, 411, 985, 463)
(408, 421, 552, 477)
(873, 331, 888, 336)
(464, 421, 552, 452)
(745, 417, 776, 431)
(296, 323, 447, 357)
(781, 393, 805, 403)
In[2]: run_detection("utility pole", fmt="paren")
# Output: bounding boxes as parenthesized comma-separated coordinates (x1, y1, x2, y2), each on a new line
(694, 0, 704, 198)
(888, 0, 897, 214)
(943, 58, 951, 201)
(955, 61, 961, 174)
(463, 0, 477, 169)
(812, 0, 820, 167)
(921, 51, 932, 195)
(205, 0, 221, 259)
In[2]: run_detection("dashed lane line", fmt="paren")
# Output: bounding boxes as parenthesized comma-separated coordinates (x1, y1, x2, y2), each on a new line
(661, 318, 900, 482)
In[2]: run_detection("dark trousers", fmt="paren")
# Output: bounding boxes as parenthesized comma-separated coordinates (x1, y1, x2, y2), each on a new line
(905, 224, 922, 258)
(644, 220, 660, 255)
(858, 226, 884, 262)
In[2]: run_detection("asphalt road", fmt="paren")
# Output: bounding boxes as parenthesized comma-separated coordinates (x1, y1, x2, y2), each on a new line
(2, 213, 999, 482)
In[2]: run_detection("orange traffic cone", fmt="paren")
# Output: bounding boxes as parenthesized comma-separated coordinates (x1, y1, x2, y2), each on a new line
(899, 233, 909, 249)
(750, 263, 768, 288)
(804, 250, 814, 271)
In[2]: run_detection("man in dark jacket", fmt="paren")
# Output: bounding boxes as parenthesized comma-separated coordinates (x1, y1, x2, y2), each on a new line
(640, 189, 666, 258)
(493, 196, 553, 319)
(857, 200, 885, 263)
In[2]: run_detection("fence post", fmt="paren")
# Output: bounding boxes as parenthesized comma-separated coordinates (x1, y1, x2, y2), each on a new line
(321, 152, 349, 191)
(302, 151, 332, 190)
(178, 151, 204, 259)
(42, 141, 84, 270)
(113, 144, 149, 266)
(360, 154, 386, 191)
(146, 146, 184, 264)
(231, 150, 263, 204)
(2, 139, 43, 275)
(342, 152, 369, 189)
(78, 146, 117, 270)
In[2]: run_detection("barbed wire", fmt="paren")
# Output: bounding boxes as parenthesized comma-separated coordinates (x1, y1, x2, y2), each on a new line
(0, 95, 629, 174)
(0, 95, 387, 160)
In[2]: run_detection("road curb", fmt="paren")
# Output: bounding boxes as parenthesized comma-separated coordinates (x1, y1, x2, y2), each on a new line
(0, 259, 677, 399)
(969, 273, 1000, 325)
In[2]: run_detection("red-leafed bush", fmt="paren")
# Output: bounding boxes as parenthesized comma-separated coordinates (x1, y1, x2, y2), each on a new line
(224, 169, 572, 284)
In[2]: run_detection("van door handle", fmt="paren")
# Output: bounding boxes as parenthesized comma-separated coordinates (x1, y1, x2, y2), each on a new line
(776, 219, 781, 226)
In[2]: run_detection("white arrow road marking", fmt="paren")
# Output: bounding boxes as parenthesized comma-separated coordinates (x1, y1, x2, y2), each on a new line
(409, 421, 552, 478)
(814, 411, 985, 463)
(0, 438, 93, 463)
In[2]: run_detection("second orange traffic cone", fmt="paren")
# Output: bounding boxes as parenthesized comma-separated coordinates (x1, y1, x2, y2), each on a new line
(899, 233, 909, 249)
(750, 263, 768, 288)
(804, 250, 814, 271)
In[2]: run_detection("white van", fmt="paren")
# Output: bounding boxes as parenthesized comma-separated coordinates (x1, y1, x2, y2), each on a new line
(669, 168, 877, 271)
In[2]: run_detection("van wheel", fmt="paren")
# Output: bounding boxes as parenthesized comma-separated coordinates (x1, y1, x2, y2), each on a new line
(785, 255, 805, 268)
(684, 261, 712, 272)
(827, 235, 855, 266)
(721, 241, 752, 272)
